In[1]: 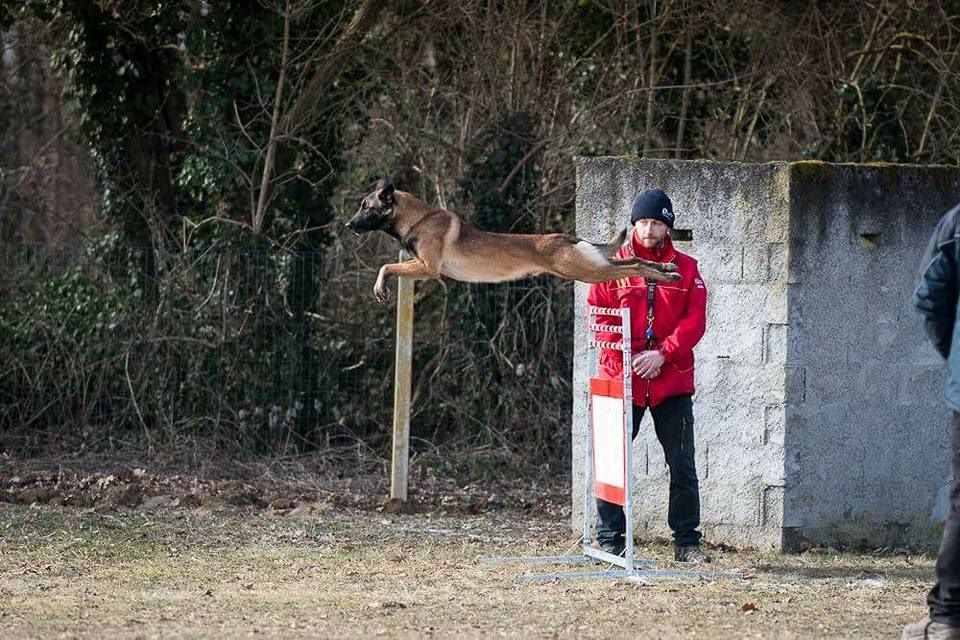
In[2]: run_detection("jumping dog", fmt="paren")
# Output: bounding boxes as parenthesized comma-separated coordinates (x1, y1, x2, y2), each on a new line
(346, 179, 680, 303)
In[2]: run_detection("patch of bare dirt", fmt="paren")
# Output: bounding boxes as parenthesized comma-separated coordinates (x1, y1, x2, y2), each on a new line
(0, 453, 569, 521)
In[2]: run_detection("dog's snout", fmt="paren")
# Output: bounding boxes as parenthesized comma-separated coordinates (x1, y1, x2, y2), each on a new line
(345, 216, 363, 235)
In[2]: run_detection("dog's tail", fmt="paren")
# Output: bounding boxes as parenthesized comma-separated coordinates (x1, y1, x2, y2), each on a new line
(591, 227, 628, 258)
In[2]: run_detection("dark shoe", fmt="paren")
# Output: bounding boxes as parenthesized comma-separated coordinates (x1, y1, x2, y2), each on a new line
(593, 540, 625, 557)
(901, 616, 960, 639)
(675, 545, 711, 563)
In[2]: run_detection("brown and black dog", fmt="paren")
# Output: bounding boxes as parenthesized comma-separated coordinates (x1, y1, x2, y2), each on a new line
(346, 179, 680, 303)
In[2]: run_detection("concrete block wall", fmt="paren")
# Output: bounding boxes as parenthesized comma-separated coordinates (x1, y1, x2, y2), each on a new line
(572, 157, 960, 551)
(783, 163, 960, 548)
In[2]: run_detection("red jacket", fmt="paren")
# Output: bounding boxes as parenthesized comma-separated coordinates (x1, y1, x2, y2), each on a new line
(587, 233, 707, 407)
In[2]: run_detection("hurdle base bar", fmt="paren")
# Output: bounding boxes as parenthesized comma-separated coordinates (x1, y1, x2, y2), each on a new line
(478, 544, 744, 583)
(520, 568, 633, 582)
(517, 567, 745, 583)
(582, 545, 647, 568)
(479, 547, 655, 570)
(480, 550, 745, 583)
(479, 554, 596, 567)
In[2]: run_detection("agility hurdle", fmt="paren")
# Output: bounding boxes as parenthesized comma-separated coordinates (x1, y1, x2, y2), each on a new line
(481, 305, 742, 583)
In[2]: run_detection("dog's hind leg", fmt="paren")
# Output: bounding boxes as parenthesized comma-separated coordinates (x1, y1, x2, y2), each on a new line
(374, 259, 438, 303)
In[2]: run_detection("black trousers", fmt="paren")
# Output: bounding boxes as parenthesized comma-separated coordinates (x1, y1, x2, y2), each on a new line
(595, 394, 703, 548)
(929, 411, 960, 624)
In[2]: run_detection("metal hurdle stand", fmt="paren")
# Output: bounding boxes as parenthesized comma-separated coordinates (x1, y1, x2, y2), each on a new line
(481, 305, 743, 583)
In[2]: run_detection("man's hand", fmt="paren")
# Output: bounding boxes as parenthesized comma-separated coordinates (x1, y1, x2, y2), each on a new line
(632, 350, 665, 379)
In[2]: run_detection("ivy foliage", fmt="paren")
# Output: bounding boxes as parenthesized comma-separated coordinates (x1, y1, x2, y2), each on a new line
(1, 0, 349, 248)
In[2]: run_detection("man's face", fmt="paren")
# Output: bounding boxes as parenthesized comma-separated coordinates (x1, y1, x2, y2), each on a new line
(633, 218, 669, 249)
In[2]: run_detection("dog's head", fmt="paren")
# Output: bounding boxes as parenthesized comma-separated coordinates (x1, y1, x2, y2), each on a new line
(346, 179, 395, 234)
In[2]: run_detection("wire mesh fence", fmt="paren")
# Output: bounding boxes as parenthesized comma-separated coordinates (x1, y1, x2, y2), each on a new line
(0, 241, 575, 461)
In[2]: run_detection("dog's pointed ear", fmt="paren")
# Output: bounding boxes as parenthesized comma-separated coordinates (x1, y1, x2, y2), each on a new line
(378, 181, 395, 206)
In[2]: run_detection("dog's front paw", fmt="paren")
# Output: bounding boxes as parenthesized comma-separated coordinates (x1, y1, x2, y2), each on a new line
(660, 262, 678, 272)
(664, 271, 682, 282)
(374, 282, 391, 304)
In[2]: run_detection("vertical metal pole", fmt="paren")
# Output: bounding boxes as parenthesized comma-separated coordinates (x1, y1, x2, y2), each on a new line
(621, 308, 634, 575)
(390, 251, 414, 503)
(584, 307, 596, 549)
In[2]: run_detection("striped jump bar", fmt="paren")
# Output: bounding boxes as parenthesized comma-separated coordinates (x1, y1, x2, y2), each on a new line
(587, 323, 623, 334)
(588, 306, 624, 316)
(588, 340, 629, 351)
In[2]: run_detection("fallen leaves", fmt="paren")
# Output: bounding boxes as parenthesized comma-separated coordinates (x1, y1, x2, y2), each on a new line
(0, 457, 574, 523)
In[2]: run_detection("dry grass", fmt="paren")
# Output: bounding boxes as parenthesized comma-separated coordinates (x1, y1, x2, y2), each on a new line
(0, 500, 935, 639)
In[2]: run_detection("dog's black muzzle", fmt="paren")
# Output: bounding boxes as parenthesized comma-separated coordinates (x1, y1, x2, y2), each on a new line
(346, 207, 392, 235)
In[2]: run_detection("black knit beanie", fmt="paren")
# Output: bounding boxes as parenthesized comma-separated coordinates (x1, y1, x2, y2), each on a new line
(630, 189, 675, 228)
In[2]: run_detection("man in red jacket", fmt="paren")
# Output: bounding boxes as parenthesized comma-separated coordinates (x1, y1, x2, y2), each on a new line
(587, 188, 710, 563)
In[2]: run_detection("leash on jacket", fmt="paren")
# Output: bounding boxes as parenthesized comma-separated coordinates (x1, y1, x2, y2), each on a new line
(645, 279, 656, 404)
(645, 280, 656, 348)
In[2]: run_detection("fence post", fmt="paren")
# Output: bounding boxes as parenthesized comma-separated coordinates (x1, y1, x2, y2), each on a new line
(389, 251, 414, 506)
